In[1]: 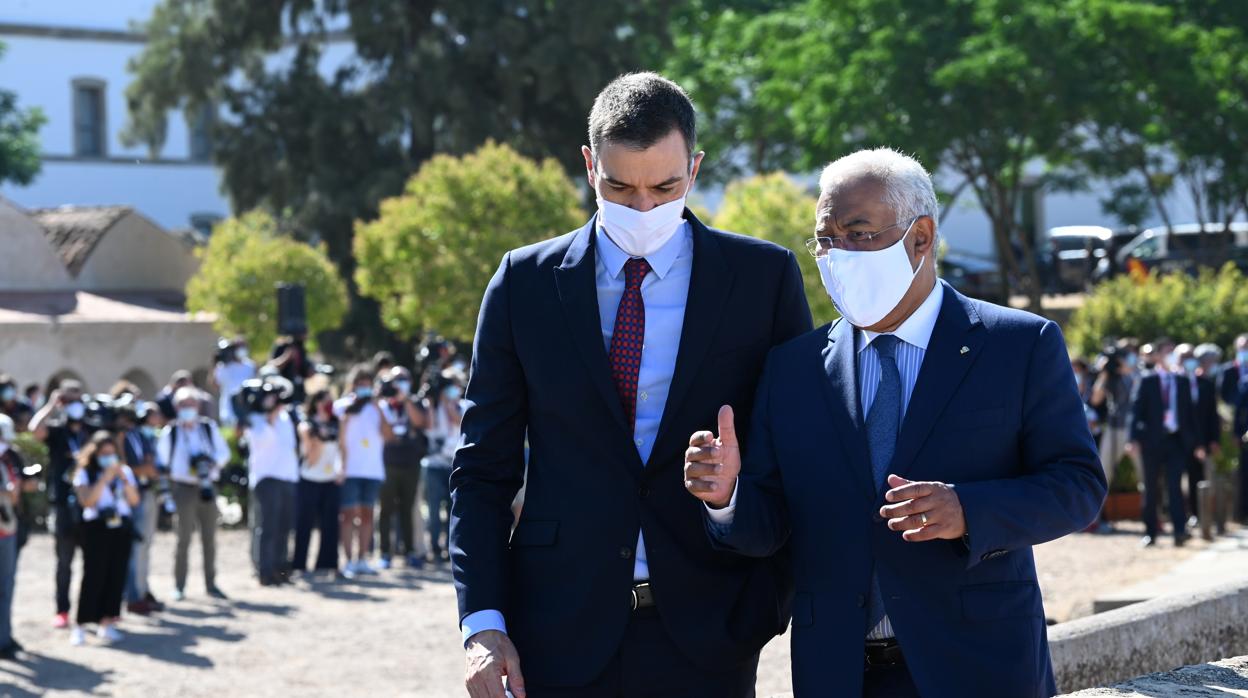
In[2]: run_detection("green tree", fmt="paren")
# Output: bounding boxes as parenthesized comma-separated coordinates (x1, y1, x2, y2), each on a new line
(712, 173, 835, 321)
(0, 41, 47, 187)
(124, 1, 675, 350)
(354, 141, 584, 341)
(187, 211, 349, 352)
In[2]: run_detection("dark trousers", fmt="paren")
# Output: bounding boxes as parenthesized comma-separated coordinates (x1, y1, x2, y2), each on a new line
(293, 479, 340, 571)
(54, 507, 77, 615)
(522, 607, 757, 697)
(864, 661, 920, 698)
(1141, 434, 1188, 542)
(1187, 454, 1205, 518)
(422, 465, 451, 556)
(76, 520, 132, 625)
(252, 478, 296, 582)
(379, 464, 420, 558)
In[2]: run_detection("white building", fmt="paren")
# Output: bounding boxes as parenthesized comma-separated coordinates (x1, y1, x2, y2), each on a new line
(0, 0, 229, 234)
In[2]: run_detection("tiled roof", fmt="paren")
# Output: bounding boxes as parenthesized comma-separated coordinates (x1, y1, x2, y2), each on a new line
(28, 205, 134, 276)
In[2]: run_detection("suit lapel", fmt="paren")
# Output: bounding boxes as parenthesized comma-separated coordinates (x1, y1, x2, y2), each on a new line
(552, 217, 642, 474)
(888, 282, 985, 481)
(819, 318, 876, 500)
(649, 213, 733, 469)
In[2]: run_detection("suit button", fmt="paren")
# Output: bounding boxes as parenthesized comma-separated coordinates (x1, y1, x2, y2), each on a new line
(856, 594, 866, 608)
(619, 547, 633, 560)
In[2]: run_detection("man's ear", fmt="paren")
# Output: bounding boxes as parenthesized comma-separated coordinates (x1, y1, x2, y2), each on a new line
(689, 150, 706, 190)
(912, 215, 936, 257)
(581, 145, 596, 189)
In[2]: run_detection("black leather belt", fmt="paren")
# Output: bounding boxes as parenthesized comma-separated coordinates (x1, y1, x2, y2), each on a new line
(630, 582, 655, 611)
(864, 639, 905, 667)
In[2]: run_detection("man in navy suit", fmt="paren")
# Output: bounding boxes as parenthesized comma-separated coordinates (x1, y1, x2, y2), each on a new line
(684, 148, 1106, 698)
(1219, 334, 1248, 521)
(451, 73, 812, 698)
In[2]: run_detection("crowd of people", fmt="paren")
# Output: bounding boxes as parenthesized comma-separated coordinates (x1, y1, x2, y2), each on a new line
(1074, 333, 1248, 546)
(0, 333, 469, 655)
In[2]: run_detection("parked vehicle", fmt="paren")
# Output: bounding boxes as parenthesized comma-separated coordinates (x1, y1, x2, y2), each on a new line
(1043, 226, 1113, 292)
(1094, 222, 1248, 281)
(943, 253, 1006, 305)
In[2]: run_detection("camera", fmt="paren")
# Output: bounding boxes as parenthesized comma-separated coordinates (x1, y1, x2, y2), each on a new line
(83, 393, 120, 433)
(232, 377, 291, 424)
(215, 337, 238, 365)
(191, 453, 216, 502)
(378, 377, 399, 399)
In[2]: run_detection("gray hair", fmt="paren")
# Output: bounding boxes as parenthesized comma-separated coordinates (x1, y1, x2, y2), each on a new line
(1194, 343, 1223, 363)
(818, 147, 939, 230)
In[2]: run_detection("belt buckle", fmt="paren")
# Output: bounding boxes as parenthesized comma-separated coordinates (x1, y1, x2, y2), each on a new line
(630, 582, 651, 611)
(630, 586, 640, 611)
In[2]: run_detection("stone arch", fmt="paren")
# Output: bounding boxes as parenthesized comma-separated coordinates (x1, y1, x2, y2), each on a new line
(47, 369, 88, 394)
(120, 368, 158, 400)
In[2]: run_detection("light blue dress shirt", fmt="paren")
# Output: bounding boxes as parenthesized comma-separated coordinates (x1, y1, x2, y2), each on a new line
(461, 221, 694, 644)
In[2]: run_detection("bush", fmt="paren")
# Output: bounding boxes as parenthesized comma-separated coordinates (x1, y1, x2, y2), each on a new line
(354, 141, 585, 341)
(1067, 264, 1248, 356)
(186, 211, 349, 352)
(712, 173, 835, 322)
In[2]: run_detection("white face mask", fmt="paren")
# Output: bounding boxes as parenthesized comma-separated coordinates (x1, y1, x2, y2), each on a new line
(0, 442, 8, 457)
(595, 170, 691, 258)
(178, 406, 199, 424)
(817, 218, 924, 328)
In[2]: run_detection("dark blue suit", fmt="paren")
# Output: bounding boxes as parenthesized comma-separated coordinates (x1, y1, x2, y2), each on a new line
(450, 212, 812, 690)
(1219, 362, 1248, 519)
(709, 282, 1105, 698)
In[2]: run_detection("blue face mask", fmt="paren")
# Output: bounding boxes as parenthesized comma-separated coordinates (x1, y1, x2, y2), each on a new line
(0, 387, 14, 402)
(1124, 353, 1139, 368)
(178, 407, 199, 424)
(98, 454, 118, 468)
(1238, 350, 1248, 364)
(1183, 358, 1199, 373)
(445, 386, 463, 400)
(355, 387, 374, 399)
(141, 425, 158, 439)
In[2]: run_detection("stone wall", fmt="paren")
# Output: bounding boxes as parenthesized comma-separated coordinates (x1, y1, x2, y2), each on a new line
(1060, 655, 1248, 696)
(1050, 579, 1248, 693)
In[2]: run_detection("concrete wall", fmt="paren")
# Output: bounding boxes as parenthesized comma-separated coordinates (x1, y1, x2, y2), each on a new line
(1060, 655, 1248, 697)
(0, 198, 74, 290)
(1049, 579, 1248, 693)
(75, 210, 200, 291)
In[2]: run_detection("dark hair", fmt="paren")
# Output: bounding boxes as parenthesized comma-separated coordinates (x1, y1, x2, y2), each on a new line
(304, 388, 333, 417)
(588, 72, 696, 161)
(345, 364, 374, 389)
(75, 430, 118, 479)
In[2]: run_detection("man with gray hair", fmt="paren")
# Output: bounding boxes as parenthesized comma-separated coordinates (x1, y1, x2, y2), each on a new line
(684, 147, 1105, 697)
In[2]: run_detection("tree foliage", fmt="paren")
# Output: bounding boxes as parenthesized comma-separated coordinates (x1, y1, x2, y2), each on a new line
(353, 141, 584, 341)
(187, 211, 349, 352)
(711, 173, 835, 321)
(1067, 264, 1248, 357)
(0, 42, 47, 187)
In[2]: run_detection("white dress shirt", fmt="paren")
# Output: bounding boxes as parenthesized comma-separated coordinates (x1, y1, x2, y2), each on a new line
(156, 419, 231, 485)
(461, 221, 694, 645)
(708, 280, 944, 640)
(246, 411, 301, 487)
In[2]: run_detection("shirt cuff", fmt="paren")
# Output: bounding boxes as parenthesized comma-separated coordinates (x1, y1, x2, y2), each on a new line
(704, 479, 738, 525)
(462, 609, 507, 646)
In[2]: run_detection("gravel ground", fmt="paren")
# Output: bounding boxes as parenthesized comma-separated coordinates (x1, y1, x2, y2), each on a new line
(0, 520, 1216, 697)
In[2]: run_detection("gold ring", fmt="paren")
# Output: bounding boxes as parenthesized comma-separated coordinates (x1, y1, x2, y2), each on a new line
(919, 513, 929, 526)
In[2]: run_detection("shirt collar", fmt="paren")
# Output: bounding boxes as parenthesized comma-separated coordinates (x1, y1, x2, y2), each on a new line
(595, 220, 691, 281)
(857, 280, 944, 354)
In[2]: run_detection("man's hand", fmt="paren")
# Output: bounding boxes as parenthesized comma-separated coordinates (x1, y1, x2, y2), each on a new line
(880, 474, 967, 542)
(1194, 447, 1207, 460)
(683, 405, 740, 509)
(465, 630, 525, 698)
(1125, 441, 1139, 457)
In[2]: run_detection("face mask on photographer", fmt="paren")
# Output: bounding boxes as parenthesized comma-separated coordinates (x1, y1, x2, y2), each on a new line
(178, 406, 199, 424)
(141, 425, 158, 439)
(355, 386, 374, 400)
(0, 387, 14, 402)
(0, 441, 8, 457)
(445, 385, 463, 401)
(65, 401, 86, 421)
(98, 453, 118, 468)
(395, 380, 412, 395)
(236, 347, 249, 362)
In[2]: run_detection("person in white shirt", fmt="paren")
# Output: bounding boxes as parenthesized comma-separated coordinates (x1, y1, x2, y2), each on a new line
(422, 370, 463, 563)
(294, 390, 343, 575)
(333, 365, 393, 578)
(212, 337, 257, 427)
(156, 387, 231, 601)
(244, 381, 300, 586)
(70, 432, 140, 646)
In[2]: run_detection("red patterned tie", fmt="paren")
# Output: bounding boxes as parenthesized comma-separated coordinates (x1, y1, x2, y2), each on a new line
(609, 257, 651, 432)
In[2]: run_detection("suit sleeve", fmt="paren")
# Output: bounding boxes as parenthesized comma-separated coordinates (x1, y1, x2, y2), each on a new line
(449, 252, 528, 625)
(1201, 381, 1220, 448)
(1220, 365, 1240, 406)
(705, 352, 791, 558)
(772, 250, 814, 345)
(1129, 376, 1149, 444)
(955, 321, 1107, 568)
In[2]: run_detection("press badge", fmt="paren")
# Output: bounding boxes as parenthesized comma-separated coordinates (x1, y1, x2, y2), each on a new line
(106, 511, 123, 529)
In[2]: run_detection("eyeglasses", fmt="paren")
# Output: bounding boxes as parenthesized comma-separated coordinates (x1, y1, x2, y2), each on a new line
(805, 216, 920, 257)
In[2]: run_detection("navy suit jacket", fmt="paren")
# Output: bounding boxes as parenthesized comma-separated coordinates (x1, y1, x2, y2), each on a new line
(709, 282, 1106, 698)
(1220, 363, 1248, 439)
(1129, 371, 1197, 457)
(449, 212, 813, 687)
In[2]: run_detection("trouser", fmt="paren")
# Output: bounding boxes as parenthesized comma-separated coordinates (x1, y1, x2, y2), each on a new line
(293, 479, 340, 572)
(422, 465, 452, 557)
(1187, 454, 1206, 518)
(1141, 434, 1188, 542)
(0, 535, 15, 647)
(125, 490, 159, 603)
(252, 478, 296, 581)
(1099, 426, 1130, 485)
(77, 520, 132, 625)
(522, 606, 758, 697)
(173, 483, 217, 591)
(379, 464, 420, 558)
(54, 506, 77, 615)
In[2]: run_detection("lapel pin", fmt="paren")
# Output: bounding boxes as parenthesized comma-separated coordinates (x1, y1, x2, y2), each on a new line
(960, 346, 969, 355)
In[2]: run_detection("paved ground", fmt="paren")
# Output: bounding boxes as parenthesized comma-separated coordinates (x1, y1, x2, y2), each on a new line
(0, 520, 1228, 697)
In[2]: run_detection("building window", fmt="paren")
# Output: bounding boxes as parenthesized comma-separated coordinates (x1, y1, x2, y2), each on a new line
(72, 79, 107, 157)
(189, 103, 215, 162)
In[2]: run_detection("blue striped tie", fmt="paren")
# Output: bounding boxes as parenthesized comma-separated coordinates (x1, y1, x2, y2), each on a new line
(865, 334, 901, 632)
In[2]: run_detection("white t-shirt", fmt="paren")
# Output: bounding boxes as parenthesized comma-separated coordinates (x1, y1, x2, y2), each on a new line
(214, 359, 257, 421)
(246, 411, 300, 487)
(73, 465, 138, 521)
(333, 398, 386, 481)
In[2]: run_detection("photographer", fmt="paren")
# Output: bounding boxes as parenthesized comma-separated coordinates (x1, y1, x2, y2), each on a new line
(243, 380, 300, 586)
(0, 415, 22, 659)
(333, 365, 393, 577)
(0, 375, 33, 433)
(122, 402, 164, 615)
(156, 387, 230, 601)
(212, 336, 257, 428)
(294, 390, 342, 575)
(29, 379, 89, 629)
(421, 368, 464, 563)
(1090, 347, 1137, 532)
(154, 370, 195, 422)
(70, 431, 140, 646)
(268, 332, 314, 405)
(378, 367, 428, 569)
